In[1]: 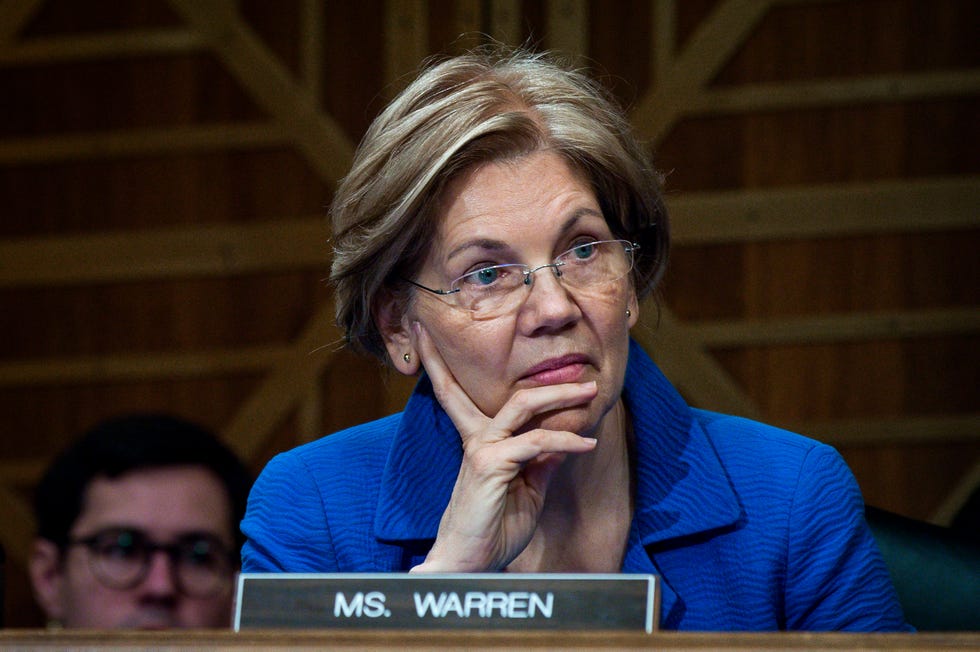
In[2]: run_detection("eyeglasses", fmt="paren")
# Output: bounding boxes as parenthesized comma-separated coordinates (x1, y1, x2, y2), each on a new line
(405, 239, 639, 320)
(68, 528, 235, 598)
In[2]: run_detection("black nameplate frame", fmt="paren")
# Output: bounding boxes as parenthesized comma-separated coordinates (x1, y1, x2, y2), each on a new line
(235, 573, 658, 633)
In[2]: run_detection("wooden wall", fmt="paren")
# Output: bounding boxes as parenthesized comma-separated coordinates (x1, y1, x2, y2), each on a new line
(0, 0, 977, 627)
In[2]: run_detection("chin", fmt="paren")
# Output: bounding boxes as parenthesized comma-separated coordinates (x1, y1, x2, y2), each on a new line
(521, 405, 603, 438)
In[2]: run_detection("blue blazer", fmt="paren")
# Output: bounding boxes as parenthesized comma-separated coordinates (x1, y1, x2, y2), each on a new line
(242, 340, 910, 631)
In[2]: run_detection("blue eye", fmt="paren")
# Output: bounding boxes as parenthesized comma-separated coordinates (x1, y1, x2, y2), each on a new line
(470, 267, 500, 286)
(572, 242, 596, 259)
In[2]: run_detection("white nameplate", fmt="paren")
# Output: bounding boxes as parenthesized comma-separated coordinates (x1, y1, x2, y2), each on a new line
(234, 573, 658, 632)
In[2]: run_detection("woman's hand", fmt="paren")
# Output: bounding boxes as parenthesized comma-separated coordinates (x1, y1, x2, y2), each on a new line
(409, 321, 598, 573)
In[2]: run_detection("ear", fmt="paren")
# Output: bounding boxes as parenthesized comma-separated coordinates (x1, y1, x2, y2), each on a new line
(627, 288, 639, 329)
(375, 288, 420, 375)
(29, 538, 67, 622)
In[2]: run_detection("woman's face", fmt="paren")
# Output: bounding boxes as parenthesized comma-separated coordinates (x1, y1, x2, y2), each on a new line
(388, 149, 638, 436)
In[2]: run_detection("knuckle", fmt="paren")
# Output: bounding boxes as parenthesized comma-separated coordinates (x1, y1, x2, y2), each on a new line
(508, 388, 534, 412)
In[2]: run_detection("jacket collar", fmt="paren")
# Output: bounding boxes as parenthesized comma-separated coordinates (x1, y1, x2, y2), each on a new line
(373, 339, 741, 547)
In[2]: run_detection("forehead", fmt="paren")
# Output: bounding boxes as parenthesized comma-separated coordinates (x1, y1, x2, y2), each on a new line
(434, 151, 604, 252)
(72, 466, 232, 540)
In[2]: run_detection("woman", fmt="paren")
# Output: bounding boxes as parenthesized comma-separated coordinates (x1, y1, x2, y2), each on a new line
(241, 46, 910, 631)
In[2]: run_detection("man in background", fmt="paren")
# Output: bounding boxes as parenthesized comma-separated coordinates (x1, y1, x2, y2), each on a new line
(29, 414, 252, 629)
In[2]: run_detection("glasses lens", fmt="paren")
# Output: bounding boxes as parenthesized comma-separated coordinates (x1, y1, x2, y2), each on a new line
(451, 263, 527, 318)
(174, 536, 233, 597)
(86, 529, 148, 589)
(557, 240, 633, 289)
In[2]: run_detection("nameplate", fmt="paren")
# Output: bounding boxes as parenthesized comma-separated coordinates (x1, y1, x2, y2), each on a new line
(234, 573, 658, 632)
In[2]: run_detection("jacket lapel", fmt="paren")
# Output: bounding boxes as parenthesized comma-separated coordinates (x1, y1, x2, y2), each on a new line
(622, 339, 742, 626)
(373, 375, 460, 542)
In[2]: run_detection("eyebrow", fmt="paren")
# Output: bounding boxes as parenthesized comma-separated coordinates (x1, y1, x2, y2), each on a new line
(444, 208, 604, 261)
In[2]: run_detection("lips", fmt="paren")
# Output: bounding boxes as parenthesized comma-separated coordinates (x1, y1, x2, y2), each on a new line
(520, 353, 591, 384)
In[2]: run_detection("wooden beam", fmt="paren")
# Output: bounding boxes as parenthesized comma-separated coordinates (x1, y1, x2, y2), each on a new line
(0, 485, 35, 568)
(300, 0, 323, 102)
(4, 177, 974, 288)
(0, 459, 47, 486)
(167, 0, 354, 184)
(0, 122, 286, 165)
(0, 217, 329, 287)
(694, 69, 980, 114)
(632, 0, 775, 145)
(633, 305, 761, 418)
(686, 308, 980, 348)
(0, 345, 289, 387)
(794, 414, 980, 448)
(488, 0, 522, 46)
(0, 29, 205, 65)
(670, 176, 980, 244)
(220, 303, 342, 462)
(383, 0, 427, 95)
(0, 0, 44, 41)
(651, 0, 676, 83)
(1, 307, 972, 388)
(546, 0, 588, 61)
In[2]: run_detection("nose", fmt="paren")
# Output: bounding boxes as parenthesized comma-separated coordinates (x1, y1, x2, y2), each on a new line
(139, 550, 180, 596)
(518, 264, 581, 334)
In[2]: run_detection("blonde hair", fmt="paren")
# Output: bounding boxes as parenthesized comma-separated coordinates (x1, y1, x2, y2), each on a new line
(330, 45, 668, 362)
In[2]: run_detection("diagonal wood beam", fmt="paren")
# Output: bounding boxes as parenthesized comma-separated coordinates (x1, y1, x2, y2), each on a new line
(633, 305, 761, 418)
(220, 303, 342, 462)
(0, 0, 44, 41)
(167, 0, 354, 184)
(931, 458, 980, 526)
(632, 0, 776, 145)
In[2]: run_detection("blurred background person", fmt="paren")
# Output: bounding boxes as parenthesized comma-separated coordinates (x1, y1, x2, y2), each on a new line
(29, 413, 252, 629)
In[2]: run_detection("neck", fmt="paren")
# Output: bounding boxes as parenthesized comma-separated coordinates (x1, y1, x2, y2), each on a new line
(549, 398, 631, 499)
(507, 399, 633, 572)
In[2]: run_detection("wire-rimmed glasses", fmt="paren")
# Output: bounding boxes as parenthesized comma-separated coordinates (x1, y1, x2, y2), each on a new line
(405, 239, 639, 320)
(68, 527, 235, 597)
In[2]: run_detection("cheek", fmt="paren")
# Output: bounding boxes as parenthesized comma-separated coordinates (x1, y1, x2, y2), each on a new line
(421, 310, 516, 410)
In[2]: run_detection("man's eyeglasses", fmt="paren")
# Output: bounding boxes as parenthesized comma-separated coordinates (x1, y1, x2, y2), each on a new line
(67, 528, 235, 598)
(405, 239, 639, 320)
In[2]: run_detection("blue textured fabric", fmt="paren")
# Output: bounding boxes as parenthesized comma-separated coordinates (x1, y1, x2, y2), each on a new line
(241, 340, 911, 631)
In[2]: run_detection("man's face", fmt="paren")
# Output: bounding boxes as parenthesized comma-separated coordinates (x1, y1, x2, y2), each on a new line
(31, 466, 237, 629)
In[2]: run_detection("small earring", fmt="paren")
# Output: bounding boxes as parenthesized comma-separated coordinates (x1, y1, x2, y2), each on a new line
(403, 353, 411, 364)
(626, 309, 631, 318)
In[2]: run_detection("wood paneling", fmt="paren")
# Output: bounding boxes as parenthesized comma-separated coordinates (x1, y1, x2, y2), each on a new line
(0, 0, 976, 628)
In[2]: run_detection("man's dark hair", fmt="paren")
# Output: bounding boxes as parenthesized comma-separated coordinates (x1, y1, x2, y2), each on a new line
(34, 414, 253, 552)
